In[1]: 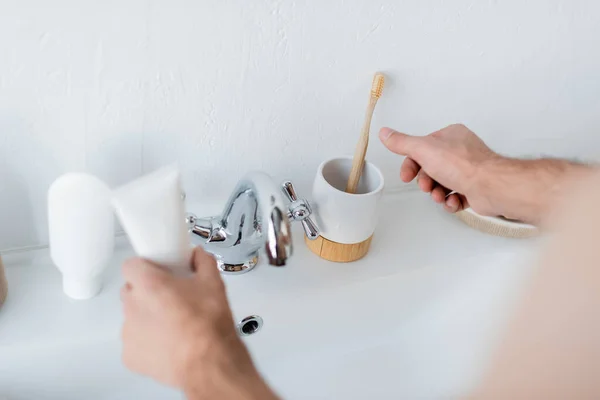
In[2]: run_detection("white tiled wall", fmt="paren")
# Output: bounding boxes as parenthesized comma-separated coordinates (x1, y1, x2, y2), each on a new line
(1, 0, 600, 249)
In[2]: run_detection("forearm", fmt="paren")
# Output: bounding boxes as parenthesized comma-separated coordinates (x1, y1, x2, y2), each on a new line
(470, 172, 600, 399)
(479, 157, 594, 225)
(184, 370, 279, 400)
(182, 343, 279, 400)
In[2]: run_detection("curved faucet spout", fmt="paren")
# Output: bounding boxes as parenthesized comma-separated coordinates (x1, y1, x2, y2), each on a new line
(187, 172, 293, 272)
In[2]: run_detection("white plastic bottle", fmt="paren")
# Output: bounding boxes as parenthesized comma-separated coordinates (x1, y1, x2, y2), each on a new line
(48, 173, 115, 299)
(112, 166, 191, 275)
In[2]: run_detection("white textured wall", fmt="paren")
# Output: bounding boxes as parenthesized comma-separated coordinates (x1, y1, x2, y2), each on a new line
(1, 0, 600, 249)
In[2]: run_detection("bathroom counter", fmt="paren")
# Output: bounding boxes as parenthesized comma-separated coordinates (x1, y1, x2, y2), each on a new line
(0, 189, 538, 399)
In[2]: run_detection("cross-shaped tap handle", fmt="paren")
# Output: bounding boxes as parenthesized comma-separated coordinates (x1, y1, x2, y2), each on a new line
(281, 181, 320, 240)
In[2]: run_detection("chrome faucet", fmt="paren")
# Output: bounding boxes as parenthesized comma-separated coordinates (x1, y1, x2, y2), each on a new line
(186, 172, 319, 274)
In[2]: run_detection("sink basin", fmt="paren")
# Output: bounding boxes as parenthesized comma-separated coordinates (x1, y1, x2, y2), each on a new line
(236, 251, 532, 399)
(0, 191, 536, 399)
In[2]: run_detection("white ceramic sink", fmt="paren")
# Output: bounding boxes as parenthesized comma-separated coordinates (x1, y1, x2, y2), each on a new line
(236, 251, 532, 399)
(0, 191, 536, 399)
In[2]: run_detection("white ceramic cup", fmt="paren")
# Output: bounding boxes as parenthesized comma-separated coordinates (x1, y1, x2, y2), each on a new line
(312, 157, 384, 244)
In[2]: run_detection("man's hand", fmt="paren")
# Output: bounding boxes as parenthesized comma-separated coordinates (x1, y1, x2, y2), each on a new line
(379, 124, 591, 225)
(379, 124, 499, 215)
(121, 247, 278, 400)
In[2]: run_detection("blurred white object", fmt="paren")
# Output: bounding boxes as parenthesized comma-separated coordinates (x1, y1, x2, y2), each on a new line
(48, 173, 114, 299)
(112, 166, 191, 275)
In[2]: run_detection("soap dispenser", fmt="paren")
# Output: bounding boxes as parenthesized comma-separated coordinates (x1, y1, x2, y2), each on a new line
(48, 173, 114, 299)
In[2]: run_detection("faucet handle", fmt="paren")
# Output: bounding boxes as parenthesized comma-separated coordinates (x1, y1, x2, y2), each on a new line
(282, 181, 320, 240)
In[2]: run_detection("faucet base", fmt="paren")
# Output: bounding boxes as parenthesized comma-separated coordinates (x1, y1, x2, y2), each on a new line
(216, 254, 259, 275)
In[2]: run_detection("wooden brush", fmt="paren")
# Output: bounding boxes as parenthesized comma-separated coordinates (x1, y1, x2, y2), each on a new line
(346, 72, 385, 193)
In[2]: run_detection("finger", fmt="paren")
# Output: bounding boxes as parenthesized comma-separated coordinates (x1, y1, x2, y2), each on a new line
(444, 193, 469, 213)
(458, 194, 469, 210)
(417, 171, 434, 193)
(400, 157, 420, 183)
(122, 257, 172, 293)
(444, 193, 461, 213)
(192, 246, 220, 284)
(431, 184, 450, 204)
(379, 127, 419, 157)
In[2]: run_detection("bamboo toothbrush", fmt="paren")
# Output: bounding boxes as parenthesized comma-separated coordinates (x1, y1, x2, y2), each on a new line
(0, 256, 7, 308)
(346, 72, 385, 193)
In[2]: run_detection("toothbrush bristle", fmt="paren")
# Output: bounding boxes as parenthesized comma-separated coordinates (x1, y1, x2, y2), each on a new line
(371, 73, 385, 98)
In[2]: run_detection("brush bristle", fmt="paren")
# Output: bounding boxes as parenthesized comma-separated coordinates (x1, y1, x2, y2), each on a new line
(371, 73, 385, 98)
(456, 211, 539, 239)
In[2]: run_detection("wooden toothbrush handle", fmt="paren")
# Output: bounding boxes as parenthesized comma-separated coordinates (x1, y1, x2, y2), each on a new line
(346, 98, 378, 193)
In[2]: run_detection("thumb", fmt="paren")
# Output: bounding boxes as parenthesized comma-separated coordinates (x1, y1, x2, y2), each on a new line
(191, 246, 220, 282)
(379, 127, 419, 156)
